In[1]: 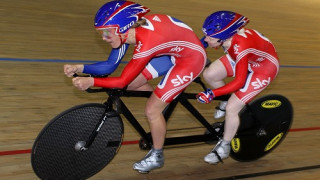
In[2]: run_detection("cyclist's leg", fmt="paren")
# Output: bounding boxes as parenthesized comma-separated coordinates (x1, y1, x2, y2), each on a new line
(145, 54, 204, 146)
(127, 73, 152, 91)
(133, 52, 205, 173)
(224, 94, 246, 141)
(128, 55, 173, 91)
(204, 94, 245, 164)
(145, 93, 168, 149)
(142, 56, 174, 79)
(205, 62, 278, 164)
(224, 64, 277, 138)
(203, 55, 232, 118)
(133, 93, 167, 173)
(204, 54, 235, 88)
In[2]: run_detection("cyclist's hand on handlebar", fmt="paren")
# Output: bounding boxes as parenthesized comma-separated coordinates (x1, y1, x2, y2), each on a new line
(72, 77, 94, 91)
(64, 64, 84, 77)
(197, 88, 215, 104)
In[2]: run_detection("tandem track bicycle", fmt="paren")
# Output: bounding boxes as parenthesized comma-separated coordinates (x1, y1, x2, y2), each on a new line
(31, 76, 293, 179)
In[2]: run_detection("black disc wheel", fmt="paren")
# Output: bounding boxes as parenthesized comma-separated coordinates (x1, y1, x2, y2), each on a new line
(31, 103, 124, 180)
(230, 94, 293, 162)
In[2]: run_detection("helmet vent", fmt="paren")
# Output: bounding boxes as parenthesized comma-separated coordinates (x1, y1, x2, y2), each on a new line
(214, 24, 221, 31)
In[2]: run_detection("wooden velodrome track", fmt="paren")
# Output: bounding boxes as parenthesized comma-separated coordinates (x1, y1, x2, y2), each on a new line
(1, 0, 320, 179)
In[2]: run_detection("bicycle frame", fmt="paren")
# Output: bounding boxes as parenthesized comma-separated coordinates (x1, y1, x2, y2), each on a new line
(86, 77, 230, 149)
(31, 75, 293, 179)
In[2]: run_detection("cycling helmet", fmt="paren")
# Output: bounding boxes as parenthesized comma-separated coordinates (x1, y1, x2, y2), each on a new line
(94, 0, 150, 34)
(202, 11, 249, 40)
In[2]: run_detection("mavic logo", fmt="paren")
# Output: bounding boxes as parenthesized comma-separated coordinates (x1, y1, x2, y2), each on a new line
(261, 100, 282, 109)
(152, 16, 161, 22)
(171, 72, 193, 87)
(170, 46, 184, 53)
(251, 77, 271, 89)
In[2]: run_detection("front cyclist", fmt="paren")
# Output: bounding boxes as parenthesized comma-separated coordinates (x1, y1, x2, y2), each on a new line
(197, 11, 280, 164)
(70, 1, 206, 173)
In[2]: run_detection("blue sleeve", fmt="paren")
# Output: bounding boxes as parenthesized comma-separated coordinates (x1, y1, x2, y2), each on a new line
(83, 43, 129, 75)
(200, 36, 208, 49)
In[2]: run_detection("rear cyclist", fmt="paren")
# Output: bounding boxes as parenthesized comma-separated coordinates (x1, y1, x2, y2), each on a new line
(68, 0, 207, 173)
(197, 11, 280, 164)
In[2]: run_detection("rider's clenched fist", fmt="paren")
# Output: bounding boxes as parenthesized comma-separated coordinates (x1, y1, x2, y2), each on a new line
(64, 64, 84, 77)
(72, 77, 94, 91)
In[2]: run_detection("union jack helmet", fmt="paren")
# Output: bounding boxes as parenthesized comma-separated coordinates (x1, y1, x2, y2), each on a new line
(202, 11, 249, 40)
(94, 0, 150, 34)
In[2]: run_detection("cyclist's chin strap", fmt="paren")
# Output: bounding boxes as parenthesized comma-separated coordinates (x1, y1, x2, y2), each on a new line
(119, 31, 129, 45)
(214, 39, 224, 50)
